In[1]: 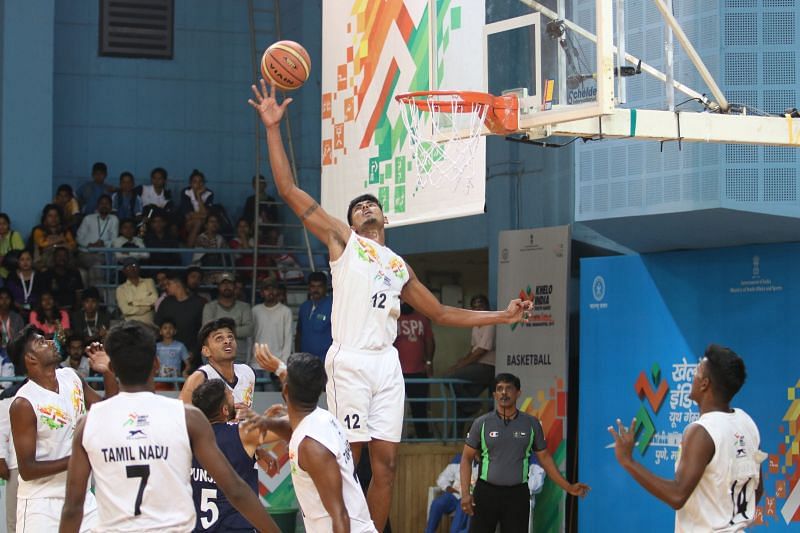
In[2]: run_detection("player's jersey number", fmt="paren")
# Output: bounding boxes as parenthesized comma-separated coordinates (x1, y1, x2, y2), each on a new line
(199, 488, 220, 529)
(126, 464, 150, 516)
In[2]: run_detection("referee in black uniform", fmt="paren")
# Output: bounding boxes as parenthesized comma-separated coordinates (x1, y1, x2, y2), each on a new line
(459, 373, 590, 532)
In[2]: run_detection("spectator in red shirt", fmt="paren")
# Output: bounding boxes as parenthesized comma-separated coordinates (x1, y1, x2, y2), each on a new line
(394, 302, 435, 439)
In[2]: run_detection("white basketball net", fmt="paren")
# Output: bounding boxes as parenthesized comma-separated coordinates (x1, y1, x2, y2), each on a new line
(397, 94, 488, 192)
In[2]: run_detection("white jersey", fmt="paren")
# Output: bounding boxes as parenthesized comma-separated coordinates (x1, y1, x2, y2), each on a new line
(197, 363, 255, 408)
(82, 392, 195, 532)
(15, 368, 85, 499)
(0, 395, 18, 469)
(330, 232, 409, 351)
(676, 408, 763, 532)
(289, 408, 376, 533)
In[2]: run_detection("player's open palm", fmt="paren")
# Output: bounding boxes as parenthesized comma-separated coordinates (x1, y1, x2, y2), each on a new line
(253, 342, 280, 373)
(248, 79, 292, 129)
(608, 417, 637, 465)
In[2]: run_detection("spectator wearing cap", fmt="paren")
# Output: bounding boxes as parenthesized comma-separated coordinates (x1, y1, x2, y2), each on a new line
(115, 258, 158, 325)
(202, 272, 254, 363)
(294, 271, 332, 361)
(70, 287, 110, 344)
(155, 273, 206, 370)
(251, 278, 292, 367)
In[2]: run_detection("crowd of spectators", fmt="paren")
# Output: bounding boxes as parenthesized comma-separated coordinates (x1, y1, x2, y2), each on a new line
(0, 161, 314, 389)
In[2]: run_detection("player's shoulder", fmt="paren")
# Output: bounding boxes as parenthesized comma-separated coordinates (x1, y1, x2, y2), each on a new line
(234, 363, 256, 380)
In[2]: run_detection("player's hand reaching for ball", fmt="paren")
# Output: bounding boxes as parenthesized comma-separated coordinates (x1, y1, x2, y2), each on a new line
(566, 482, 591, 497)
(248, 80, 293, 129)
(504, 298, 533, 324)
(253, 342, 281, 373)
(86, 342, 112, 375)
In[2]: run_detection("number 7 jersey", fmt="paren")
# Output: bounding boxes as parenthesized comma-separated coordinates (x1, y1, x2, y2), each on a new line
(330, 231, 410, 351)
(82, 391, 195, 532)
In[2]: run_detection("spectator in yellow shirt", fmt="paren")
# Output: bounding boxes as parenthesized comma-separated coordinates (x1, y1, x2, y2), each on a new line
(115, 258, 158, 325)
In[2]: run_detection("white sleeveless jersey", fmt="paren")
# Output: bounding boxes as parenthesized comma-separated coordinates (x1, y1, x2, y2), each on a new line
(676, 408, 763, 532)
(330, 232, 409, 351)
(15, 367, 86, 499)
(198, 363, 255, 407)
(289, 408, 376, 533)
(82, 392, 195, 532)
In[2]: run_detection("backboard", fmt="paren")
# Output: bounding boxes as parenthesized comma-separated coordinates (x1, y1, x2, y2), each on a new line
(484, 0, 615, 137)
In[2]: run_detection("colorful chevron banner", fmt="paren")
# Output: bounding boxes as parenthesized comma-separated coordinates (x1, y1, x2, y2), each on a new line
(321, 0, 486, 226)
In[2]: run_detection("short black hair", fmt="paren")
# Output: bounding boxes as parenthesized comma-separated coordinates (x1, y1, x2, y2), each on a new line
(347, 194, 383, 226)
(119, 218, 136, 228)
(56, 184, 74, 196)
(82, 287, 101, 301)
(98, 193, 113, 205)
(104, 322, 157, 386)
(0, 213, 9, 225)
(119, 171, 134, 182)
(151, 167, 168, 180)
(197, 317, 237, 348)
(192, 379, 227, 420)
(494, 373, 521, 391)
(167, 271, 186, 285)
(189, 169, 205, 183)
(7, 325, 44, 375)
(92, 162, 108, 174)
(186, 266, 203, 278)
(159, 317, 177, 329)
(703, 344, 746, 403)
(308, 271, 327, 285)
(0, 287, 13, 300)
(286, 353, 327, 408)
(471, 294, 489, 307)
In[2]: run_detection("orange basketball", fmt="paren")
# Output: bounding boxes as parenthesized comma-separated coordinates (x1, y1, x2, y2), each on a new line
(260, 40, 311, 91)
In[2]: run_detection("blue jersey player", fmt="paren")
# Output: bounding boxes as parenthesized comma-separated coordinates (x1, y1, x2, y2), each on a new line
(190, 379, 279, 532)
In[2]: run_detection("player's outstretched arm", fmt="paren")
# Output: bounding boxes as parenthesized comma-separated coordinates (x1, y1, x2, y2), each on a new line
(239, 406, 293, 443)
(186, 405, 280, 533)
(84, 342, 119, 405)
(248, 80, 350, 257)
(534, 447, 590, 497)
(608, 417, 713, 509)
(298, 437, 351, 533)
(59, 417, 91, 533)
(10, 398, 70, 481)
(402, 267, 531, 327)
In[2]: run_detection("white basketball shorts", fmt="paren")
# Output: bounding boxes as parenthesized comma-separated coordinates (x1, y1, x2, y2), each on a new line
(324, 343, 405, 443)
(17, 491, 97, 532)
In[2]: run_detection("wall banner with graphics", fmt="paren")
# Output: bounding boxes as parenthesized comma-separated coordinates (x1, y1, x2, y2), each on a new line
(579, 244, 800, 531)
(496, 225, 571, 533)
(320, 0, 486, 226)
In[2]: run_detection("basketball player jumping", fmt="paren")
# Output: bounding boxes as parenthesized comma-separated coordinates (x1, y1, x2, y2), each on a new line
(609, 345, 765, 531)
(59, 322, 279, 533)
(249, 80, 532, 530)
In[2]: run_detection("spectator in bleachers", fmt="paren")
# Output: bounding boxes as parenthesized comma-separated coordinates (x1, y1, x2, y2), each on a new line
(30, 204, 76, 268)
(155, 318, 190, 390)
(63, 335, 91, 379)
(202, 272, 253, 364)
(7, 250, 47, 318)
(77, 161, 115, 214)
(251, 278, 292, 366)
(242, 174, 281, 246)
(395, 302, 435, 439)
(76, 194, 118, 289)
(29, 290, 70, 343)
(153, 269, 169, 312)
(111, 171, 143, 221)
(191, 213, 228, 284)
(115, 258, 158, 326)
(294, 271, 332, 362)
(179, 169, 214, 242)
(46, 246, 84, 311)
(425, 454, 472, 533)
(143, 210, 182, 269)
(70, 287, 109, 344)
(155, 272, 206, 370)
(138, 167, 174, 213)
(111, 218, 149, 264)
(53, 184, 81, 230)
(0, 288, 24, 352)
(230, 218, 273, 284)
(185, 265, 211, 303)
(0, 213, 25, 279)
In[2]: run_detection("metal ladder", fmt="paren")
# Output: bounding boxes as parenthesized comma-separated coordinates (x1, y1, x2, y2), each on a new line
(245, 0, 317, 305)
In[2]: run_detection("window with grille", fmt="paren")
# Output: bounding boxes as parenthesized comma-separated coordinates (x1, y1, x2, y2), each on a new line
(99, 0, 174, 59)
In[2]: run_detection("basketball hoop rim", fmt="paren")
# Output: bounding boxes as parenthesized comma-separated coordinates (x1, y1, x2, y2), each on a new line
(394, 90, 515, 113)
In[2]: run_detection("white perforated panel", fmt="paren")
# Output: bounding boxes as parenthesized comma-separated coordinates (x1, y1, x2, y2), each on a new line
(725, 169, 759, 201)
(763, 168, 797, 201)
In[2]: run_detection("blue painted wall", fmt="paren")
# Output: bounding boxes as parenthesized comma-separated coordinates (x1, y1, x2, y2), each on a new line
(0, 0, 56, 233)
